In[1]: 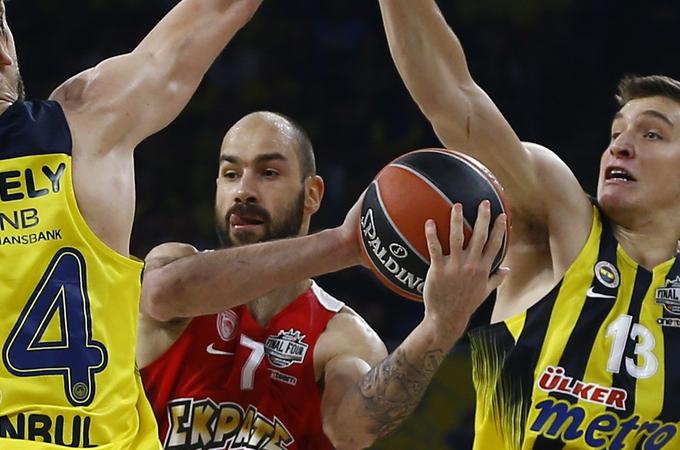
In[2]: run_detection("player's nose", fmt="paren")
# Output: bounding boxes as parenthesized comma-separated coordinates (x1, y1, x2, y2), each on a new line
(234, 170, 259, 204)
(609, 133, 635, 159)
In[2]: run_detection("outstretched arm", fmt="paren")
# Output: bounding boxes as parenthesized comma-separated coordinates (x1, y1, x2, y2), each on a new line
(51, 0, 263, 152)
(319, 202, 508, 450)
(378, 0, 591, 271)
(378, 0, 529, 180)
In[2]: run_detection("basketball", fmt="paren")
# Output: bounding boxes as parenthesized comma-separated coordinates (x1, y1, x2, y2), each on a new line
(358, 149, 510, 301)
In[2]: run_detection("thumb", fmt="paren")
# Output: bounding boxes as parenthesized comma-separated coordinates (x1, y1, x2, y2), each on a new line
(487, 266, 511, 293)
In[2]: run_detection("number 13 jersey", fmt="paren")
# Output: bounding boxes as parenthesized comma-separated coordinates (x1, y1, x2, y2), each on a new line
(0, 101, 159, 449)
(140, 283, 344, 450)
(470, 206, 680, 450)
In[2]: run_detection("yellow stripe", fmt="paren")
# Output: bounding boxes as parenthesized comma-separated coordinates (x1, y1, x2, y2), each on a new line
(506, 311, 526, 342)
(522, 208, 601, 448)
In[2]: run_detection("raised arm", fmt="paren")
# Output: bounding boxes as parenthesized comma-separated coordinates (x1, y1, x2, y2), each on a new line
(379, 0, 528, 176)
(50, 0, 263, 152)
(378, 0, 591, 272)
(319, 203, 508, 449)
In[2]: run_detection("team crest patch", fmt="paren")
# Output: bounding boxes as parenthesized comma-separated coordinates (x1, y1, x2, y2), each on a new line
(265, 329, 309, 368)
(594, 261, 620, 288)
(217, 310, 239, 341)
(656, 276, 680, 316)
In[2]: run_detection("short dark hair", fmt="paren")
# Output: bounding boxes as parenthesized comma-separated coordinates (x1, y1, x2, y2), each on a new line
(616, 75, 680, 107)
(270, 112, 316, 180)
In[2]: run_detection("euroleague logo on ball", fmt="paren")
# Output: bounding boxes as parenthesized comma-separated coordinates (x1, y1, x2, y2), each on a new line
(389, 243, 408, 259)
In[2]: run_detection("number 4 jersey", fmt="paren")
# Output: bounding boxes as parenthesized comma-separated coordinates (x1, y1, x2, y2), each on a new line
(470, 206, 680, 450)
(0, 101, 159, 449)
(140, 282, 344, 450)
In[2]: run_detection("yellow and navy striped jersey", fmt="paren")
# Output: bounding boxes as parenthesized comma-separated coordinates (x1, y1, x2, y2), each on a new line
(0, 101, 159, 449)
(470, 205, 680, 450)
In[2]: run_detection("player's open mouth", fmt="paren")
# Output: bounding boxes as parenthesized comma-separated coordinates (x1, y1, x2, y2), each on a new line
(605, 167, 636, 182)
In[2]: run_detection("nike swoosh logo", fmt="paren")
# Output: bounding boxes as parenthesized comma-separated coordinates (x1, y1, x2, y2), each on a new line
(206, 343, 234, 356)
(586, 287, 616, 299)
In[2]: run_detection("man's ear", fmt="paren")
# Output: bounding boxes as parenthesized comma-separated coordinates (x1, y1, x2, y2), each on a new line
(304, 175, 325, 215)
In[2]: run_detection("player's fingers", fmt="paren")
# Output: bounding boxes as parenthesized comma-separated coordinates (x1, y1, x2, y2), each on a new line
(425, 219, 443, 265)
(482, 213, 507, 268)
(467, 200, 491, 258)
(449, 203, 465, 256)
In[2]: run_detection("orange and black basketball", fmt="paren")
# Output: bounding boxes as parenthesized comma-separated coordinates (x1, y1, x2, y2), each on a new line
(358, 148, 510, 301)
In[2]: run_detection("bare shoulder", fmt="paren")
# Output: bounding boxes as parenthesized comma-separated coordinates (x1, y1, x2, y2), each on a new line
(49, 53, 152, 155)
(522, 142, 590, 202)
(50, 53, 147, 113)
(49, 67, 117, 157)
(492, 142, 594, 321)
(523, 142, 593, 256)
(316, 307, 387, 371)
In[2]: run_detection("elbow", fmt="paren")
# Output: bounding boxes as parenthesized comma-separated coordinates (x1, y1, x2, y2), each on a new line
(140, 270, 183, 322)
(323, 422, 376, 450)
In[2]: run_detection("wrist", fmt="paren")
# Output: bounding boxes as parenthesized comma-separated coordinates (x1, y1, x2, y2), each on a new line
(318, 228, 362, 270)
(325, 226, 363, 268)
(421, 312, 468, 348)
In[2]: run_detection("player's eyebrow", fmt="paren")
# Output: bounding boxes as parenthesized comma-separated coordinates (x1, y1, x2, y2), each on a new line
(220, 153, 288, 165)
(614, 109, 674, 127)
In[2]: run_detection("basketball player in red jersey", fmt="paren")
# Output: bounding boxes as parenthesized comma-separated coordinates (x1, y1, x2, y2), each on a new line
(380, 1, 680, 449)
(138, 111, 508, 450)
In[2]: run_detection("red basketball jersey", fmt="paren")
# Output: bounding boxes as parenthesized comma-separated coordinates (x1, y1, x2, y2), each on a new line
(140, 283, 344, 450)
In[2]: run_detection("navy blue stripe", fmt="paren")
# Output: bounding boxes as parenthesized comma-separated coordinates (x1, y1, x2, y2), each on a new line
(657, 258, 680, 422)
(504, 282, 562, 447)
(0, 100, 72, 160)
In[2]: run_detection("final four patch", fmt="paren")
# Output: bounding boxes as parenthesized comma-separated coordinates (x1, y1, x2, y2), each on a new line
(656, 276, 680, 315)
(265, 329, 309, 368)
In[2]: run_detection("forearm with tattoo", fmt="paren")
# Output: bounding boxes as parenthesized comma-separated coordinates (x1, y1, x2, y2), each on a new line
(356, 347, 446, 437)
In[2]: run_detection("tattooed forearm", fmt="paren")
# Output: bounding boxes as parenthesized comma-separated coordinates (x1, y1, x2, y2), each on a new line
(357, 347, 446, 437)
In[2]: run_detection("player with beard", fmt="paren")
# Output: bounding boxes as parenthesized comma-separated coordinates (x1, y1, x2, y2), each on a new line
(137, 111, 508, 450)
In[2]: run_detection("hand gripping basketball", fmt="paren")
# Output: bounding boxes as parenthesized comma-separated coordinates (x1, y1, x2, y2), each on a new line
(422, 201, 509, 329)
(358, 148, 510, 301)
